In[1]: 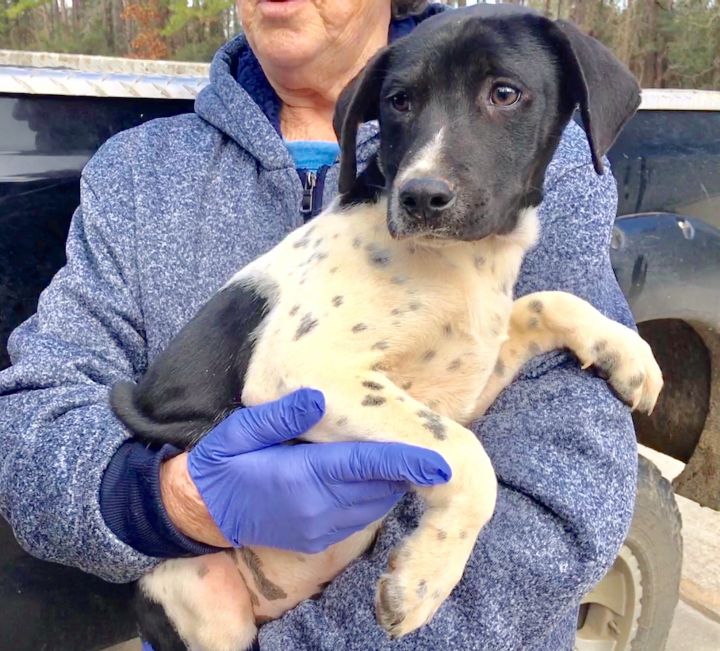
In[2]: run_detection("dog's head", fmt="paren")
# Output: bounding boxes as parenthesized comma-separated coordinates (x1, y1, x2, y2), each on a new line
(333, 6, 640, 242)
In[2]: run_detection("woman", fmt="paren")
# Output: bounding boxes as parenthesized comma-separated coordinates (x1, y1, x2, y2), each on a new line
(0, 1, 637, 649)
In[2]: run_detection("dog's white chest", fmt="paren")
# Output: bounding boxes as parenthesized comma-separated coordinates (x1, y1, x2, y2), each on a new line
(237, 200, 538, 426)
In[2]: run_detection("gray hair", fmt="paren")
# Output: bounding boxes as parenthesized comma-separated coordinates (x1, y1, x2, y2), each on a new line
(392, 0, 430, 19)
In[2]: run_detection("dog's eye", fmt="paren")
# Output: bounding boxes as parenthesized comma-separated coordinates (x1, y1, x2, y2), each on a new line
(490, 84, 521, 107)
(390, 91, 411, 112)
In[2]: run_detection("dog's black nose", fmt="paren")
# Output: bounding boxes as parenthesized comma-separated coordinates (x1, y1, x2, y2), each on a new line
(399, 178, 456, 220)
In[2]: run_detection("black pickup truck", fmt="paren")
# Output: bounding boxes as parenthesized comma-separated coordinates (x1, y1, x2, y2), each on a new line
(1, 55, 719, 651)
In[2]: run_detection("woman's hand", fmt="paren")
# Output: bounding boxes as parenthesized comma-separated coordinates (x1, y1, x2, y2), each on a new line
(160, 388, 451, 551)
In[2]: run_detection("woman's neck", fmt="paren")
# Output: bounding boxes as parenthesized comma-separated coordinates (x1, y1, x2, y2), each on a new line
(266, 19, 390, 142)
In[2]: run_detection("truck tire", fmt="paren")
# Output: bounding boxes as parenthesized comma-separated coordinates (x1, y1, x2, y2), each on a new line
(576, 455, 683, 651)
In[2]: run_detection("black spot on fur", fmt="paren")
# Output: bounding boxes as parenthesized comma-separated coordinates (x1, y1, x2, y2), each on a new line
(336, 416, 348, 427)
(314, 238, 323, 248)
(447, 358, 462, 371)
(527, 317, 539, 329)
(417, 409, 447, 440)
(437, 530, 447, 540)
(239, 548, 288, 601)
(391, 308, 402, 316)
(596, 352, 620, 375)
(528, 341, 541, 356)
(529, 299, 543, 313)
(459, 530, 468, 539)
(363, 380, 384, 390)
(196, 563, 209, 579)
(352, 323, 368, 333)
(443, 323, 453, 336)
(401, 381, 413, 390)
(330, 266, 339, 274)
(289, 305, 300, 316)
(421, 350, 436, 362)
(353, 237, 362, 249)
(391, 275, 408, 284)
(372, 340, 389, 350)
(293, 237, 310, 249)
(593, 340, 608, 354)
(362, 394, 387, 406)
(366, 244, 392, 267)
(408, 301, 421, 311)
(295, 313, 319, 340)
(332, 295, 344, 307)
(474, 255, 485, 270)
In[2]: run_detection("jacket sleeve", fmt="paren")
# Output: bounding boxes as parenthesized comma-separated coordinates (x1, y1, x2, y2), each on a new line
(0, 135, 166, 582)
(258, 135, 638, 650)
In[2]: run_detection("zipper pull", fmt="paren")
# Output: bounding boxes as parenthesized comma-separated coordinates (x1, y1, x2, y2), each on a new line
(301, 171, 317, 219)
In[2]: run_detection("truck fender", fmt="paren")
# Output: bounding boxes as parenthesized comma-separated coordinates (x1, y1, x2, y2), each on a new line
(610, 212, 720, 326)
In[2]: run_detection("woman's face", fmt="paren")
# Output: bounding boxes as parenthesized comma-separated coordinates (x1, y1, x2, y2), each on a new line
(238, 0, 391, 71)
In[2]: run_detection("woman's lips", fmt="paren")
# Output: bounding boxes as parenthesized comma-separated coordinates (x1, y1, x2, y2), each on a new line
(258, 0, 306, 18)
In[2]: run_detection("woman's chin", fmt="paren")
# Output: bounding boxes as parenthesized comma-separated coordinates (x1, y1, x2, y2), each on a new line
(251, 30, 325, 70)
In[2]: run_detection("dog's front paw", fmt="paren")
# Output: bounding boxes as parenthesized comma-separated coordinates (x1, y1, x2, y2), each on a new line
(578, 322, 663, 414)
(375, 539, 461, 638)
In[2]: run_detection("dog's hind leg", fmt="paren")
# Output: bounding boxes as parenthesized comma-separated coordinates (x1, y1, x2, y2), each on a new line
(138, 552, 257, 651)
(471, 291, 663, 419)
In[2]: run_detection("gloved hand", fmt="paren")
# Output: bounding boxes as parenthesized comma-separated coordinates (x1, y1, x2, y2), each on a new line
(186, 388, 451, 553)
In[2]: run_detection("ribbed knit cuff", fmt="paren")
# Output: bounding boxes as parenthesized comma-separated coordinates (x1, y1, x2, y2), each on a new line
(100, 440, 222, 558)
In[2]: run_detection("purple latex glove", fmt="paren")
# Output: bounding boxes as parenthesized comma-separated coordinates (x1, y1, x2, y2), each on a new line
(187, 388, 451, 553)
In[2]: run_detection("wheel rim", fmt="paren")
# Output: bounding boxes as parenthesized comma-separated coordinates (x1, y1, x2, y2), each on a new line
(575, 545, 643, 651)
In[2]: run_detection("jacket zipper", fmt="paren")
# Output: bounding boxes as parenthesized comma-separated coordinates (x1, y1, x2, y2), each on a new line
(300, 164, 333, 221)
(301, 171, 317, 220)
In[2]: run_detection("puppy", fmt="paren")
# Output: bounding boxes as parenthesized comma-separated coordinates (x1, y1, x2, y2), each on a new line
(111, 7, 661, 651)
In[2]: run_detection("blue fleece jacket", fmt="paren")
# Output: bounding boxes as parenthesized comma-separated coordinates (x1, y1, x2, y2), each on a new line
(0, 7, 637, 651)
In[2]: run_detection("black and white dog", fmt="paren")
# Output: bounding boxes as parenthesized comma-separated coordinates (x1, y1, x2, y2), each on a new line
(111, 6, 661, 651)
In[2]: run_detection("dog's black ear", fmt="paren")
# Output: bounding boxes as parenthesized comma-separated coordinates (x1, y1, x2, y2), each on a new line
(553, 20, 640, 174)
(333, 47, 392, 194)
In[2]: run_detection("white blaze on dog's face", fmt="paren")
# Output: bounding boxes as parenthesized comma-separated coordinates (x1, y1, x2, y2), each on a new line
(334, 7, 640, 245)
(388, 128, 456, 239)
